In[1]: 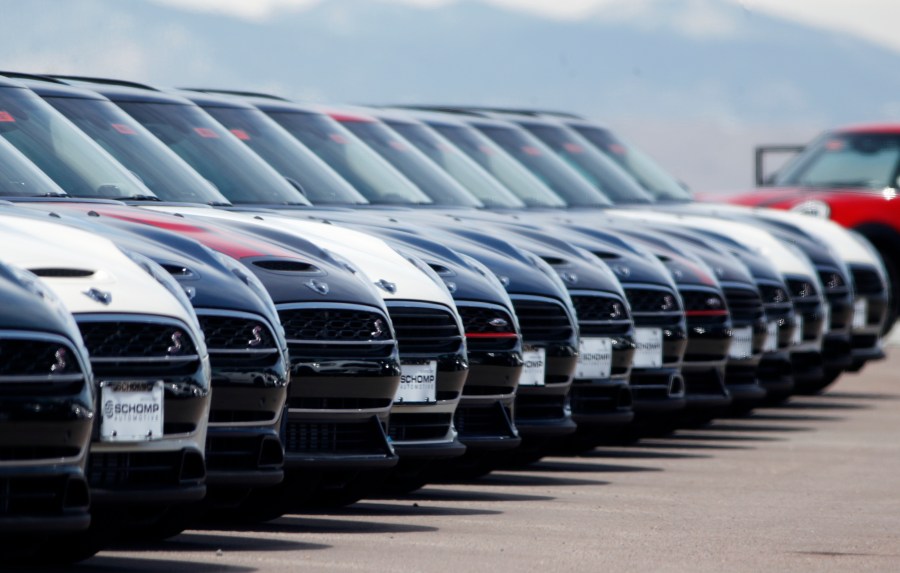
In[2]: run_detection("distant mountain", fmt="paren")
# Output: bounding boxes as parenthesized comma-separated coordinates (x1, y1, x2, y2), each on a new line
(2, 0, 899, 190)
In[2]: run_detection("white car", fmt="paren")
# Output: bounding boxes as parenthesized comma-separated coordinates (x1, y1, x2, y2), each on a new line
(0, 211, 211, 555)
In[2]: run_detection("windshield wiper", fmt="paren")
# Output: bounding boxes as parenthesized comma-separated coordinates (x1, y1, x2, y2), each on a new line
(119, 194, 162, 201)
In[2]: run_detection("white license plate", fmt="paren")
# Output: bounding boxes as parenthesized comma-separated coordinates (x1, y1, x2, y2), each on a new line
(396, 361, 437, 403)
(821, 303, 831, 334)
(575, 337, 613, 379)
(791, 315, 804, 345)
(763, 321, 779, 352)
(729, 326, 753, 359)
(100, 381, 164, 442)
(633, 328, 663, 368)
(519, 346, 546, 386)
(852, 298, 868, 330)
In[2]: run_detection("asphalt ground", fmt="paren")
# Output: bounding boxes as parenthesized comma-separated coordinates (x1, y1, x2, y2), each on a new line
(62, 348, 900, 573)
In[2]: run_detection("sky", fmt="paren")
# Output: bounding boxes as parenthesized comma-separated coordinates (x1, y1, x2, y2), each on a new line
(152, 0, 900, 54)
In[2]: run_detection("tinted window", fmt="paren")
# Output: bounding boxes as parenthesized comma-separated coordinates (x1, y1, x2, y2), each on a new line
(116, 101, 309, 205)
(775, 132, 900, 189)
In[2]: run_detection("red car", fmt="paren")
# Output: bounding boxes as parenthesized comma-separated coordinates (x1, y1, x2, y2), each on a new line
(714, 123, 900, 325)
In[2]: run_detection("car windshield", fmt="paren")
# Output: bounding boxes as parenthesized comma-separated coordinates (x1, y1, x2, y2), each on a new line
(473, 123, 612, 207)
(569, 124, 692, 201)
(264, 109, 433, 205)
(773, 132, 900, 189)
(384, 119, 525, 208)
(519, 122, 654, 204)
(115, 101, 310, 205)
(45, 96, 230, 205)
(0, 87, 155, 199)
(200, 105, 369, 205)
(337, 117, 482, 207)
(0, 135, 70, 197)
(426, 122, 566, 208)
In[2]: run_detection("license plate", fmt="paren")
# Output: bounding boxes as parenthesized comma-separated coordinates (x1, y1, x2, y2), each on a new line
(575, 337, 612, 379)
(633, 328, 663, 368)
(729, 326, 753, 359)
(821, 303, 831, 334)
(396, 361, 437, 403)
(519, 346, 546, 386)
(791, 315, 804, 345)
(852, 298, 868, 330)
(763, 321, 779, 352)
(100, 381, 164, 442)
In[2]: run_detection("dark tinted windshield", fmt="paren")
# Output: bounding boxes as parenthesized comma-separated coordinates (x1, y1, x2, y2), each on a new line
(570, 124, 692, 201)
(46, 96, 229, 204)
(200, 105, 368, 205)
(426, 122, 566, 208)
(0, 135, 68, 197)
(115, 101, 310, 205)
(337, 118, 481, 207)
(774, 132, 900, 189)
(384, 120, 524, 208)
(265, 110, 432, 204)
(0, 87, 153, 199)
(520, 122, 654, 204)
(474, 123, 612, 207)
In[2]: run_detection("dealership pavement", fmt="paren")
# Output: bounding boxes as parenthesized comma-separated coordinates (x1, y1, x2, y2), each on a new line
(70, 349, 900, 573)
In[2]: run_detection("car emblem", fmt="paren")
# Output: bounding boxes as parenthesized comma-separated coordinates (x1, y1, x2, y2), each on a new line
(560, 271, 578, 285)
(714, 266, 725, 278)
(444, 280, 457, 294)
(496, 275, 510, 287)
(661, 295, 676, 311)
(609, 302, 623, 319)
(773, 289, 786, 303)
(375, 279, 397, 294)
(183, 286, 196, 300)
(305, 279, 330, 295)
(488, 318, 508, 328)
(371, 318, 386, 339)
(51, 348, 67, 373)
(613, 264, 631, 278)
(167, 331, 184, 355)
(248, 325, 264, 347)
(83, 288, 112, 305)
(671, 269, 684, 280)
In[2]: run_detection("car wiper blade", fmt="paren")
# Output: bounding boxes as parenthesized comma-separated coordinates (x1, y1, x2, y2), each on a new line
(119, 194, 162, 201)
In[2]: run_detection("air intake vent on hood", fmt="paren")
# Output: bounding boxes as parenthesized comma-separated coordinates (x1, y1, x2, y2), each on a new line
(30, 268, 94, 278)
(540, 256, 566, 266)
(592, 251, 621, 260)
(252, 260, 318, 273)
(160, 264, 194, 278)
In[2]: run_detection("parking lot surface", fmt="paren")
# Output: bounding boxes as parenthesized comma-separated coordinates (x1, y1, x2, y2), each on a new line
(70, 350, 900, 573)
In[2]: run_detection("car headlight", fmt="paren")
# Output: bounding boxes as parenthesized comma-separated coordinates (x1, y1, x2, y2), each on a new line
(120, 248, 204, 334)
(790, 200, 831, 219)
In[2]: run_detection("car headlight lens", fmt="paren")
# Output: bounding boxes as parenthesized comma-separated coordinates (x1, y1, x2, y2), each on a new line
(790, 200, 831, 219)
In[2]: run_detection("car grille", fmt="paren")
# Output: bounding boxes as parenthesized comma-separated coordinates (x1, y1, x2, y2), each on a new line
(571, 293, 631, 336)
(77, 317, 200, 377)
(87, 450, 205, 489)
(623, 286, 683, 327)
(515, 394, 567, 422)
(723, 286, 765, 324)
(510, 296, 574, 342)
(386, 302, 463, 356)
(458, 303, 518, 351)
(278, 305, 395, 358)
(758, 283, 791, 306)
(453, 403, 516, 439)
(0, 475, 89, 516)
(850, 266, 884, 295)
(0, 337, 85, 387)
(387, 412, 453, 442)
(283, 418, 392, 456)
(198, 313, 280, 366)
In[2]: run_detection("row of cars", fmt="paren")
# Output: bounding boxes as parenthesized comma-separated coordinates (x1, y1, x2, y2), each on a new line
(0, 72, 889, 564)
